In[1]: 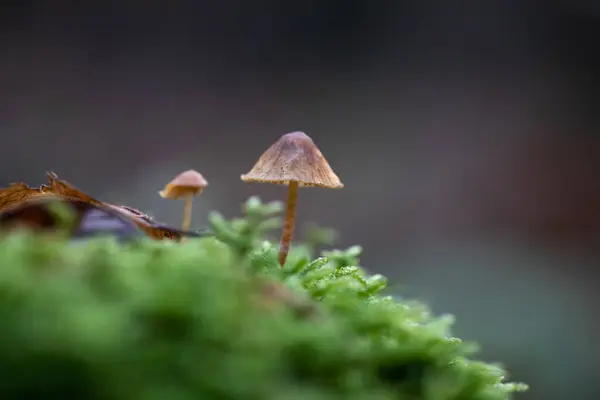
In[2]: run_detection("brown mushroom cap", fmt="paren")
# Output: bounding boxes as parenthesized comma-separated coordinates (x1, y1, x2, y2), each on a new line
(241, 131, 343, 188)
(159, 169, 208, 200)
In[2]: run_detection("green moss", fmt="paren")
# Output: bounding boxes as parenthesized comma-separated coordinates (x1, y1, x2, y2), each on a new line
(0, 197, 527, 399)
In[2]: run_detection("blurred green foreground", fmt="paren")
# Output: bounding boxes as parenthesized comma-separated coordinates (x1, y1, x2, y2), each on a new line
(0, 198, 526, 400)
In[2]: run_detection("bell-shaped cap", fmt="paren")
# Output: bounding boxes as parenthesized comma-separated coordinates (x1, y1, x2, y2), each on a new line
(159, 169, 208, 200)
(241, 131, 343, 188)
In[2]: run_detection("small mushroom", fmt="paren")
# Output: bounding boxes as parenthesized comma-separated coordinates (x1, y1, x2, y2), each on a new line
(159, 169, 208, 231)
(241, 131, 343, 266)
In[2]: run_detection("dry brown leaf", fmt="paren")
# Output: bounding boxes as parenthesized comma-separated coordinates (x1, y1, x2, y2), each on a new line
(0, 172, 198, 241)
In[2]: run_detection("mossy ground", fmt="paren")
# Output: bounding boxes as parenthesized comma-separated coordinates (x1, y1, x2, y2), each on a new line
(0, 198, 526, 399)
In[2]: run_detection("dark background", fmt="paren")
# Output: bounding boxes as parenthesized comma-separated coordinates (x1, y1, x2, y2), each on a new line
(1, 2, 599, 399)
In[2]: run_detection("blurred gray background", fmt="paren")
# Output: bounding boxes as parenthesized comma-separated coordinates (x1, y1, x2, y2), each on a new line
(1, 1, 599, 399)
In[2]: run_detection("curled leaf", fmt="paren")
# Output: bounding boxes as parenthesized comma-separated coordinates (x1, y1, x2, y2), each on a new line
(0, 172, 202, 241)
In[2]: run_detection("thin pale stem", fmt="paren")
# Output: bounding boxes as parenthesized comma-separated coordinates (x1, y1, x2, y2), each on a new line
(182, 194, 193, 231)
(279, 181, 299, 267)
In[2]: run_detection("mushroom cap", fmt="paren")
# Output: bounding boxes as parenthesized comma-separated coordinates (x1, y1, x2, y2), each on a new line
(241, 131, 343, 188)
(159, 169, 208, 200)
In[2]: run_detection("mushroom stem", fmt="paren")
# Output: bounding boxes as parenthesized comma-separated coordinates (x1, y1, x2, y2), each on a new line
(278, 180, 299, 266)
(182, 194, 193, 231)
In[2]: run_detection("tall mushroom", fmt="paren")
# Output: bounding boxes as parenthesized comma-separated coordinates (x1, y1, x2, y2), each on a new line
(159, 169, 208, 231)
(241, 131, 343, 266)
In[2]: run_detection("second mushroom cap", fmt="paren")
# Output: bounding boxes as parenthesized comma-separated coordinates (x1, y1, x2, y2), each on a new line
(241, 131, 343, 188)
(159, 169, 208, 200)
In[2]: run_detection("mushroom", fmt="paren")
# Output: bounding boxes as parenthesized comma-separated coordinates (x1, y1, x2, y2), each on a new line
(159, 169, 208, 231)
(241, 131, 343, 266)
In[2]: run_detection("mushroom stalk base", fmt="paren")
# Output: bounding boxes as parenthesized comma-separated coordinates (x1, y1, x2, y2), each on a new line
(279, 181, 298, 266)
(182, 194, 193, 231)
